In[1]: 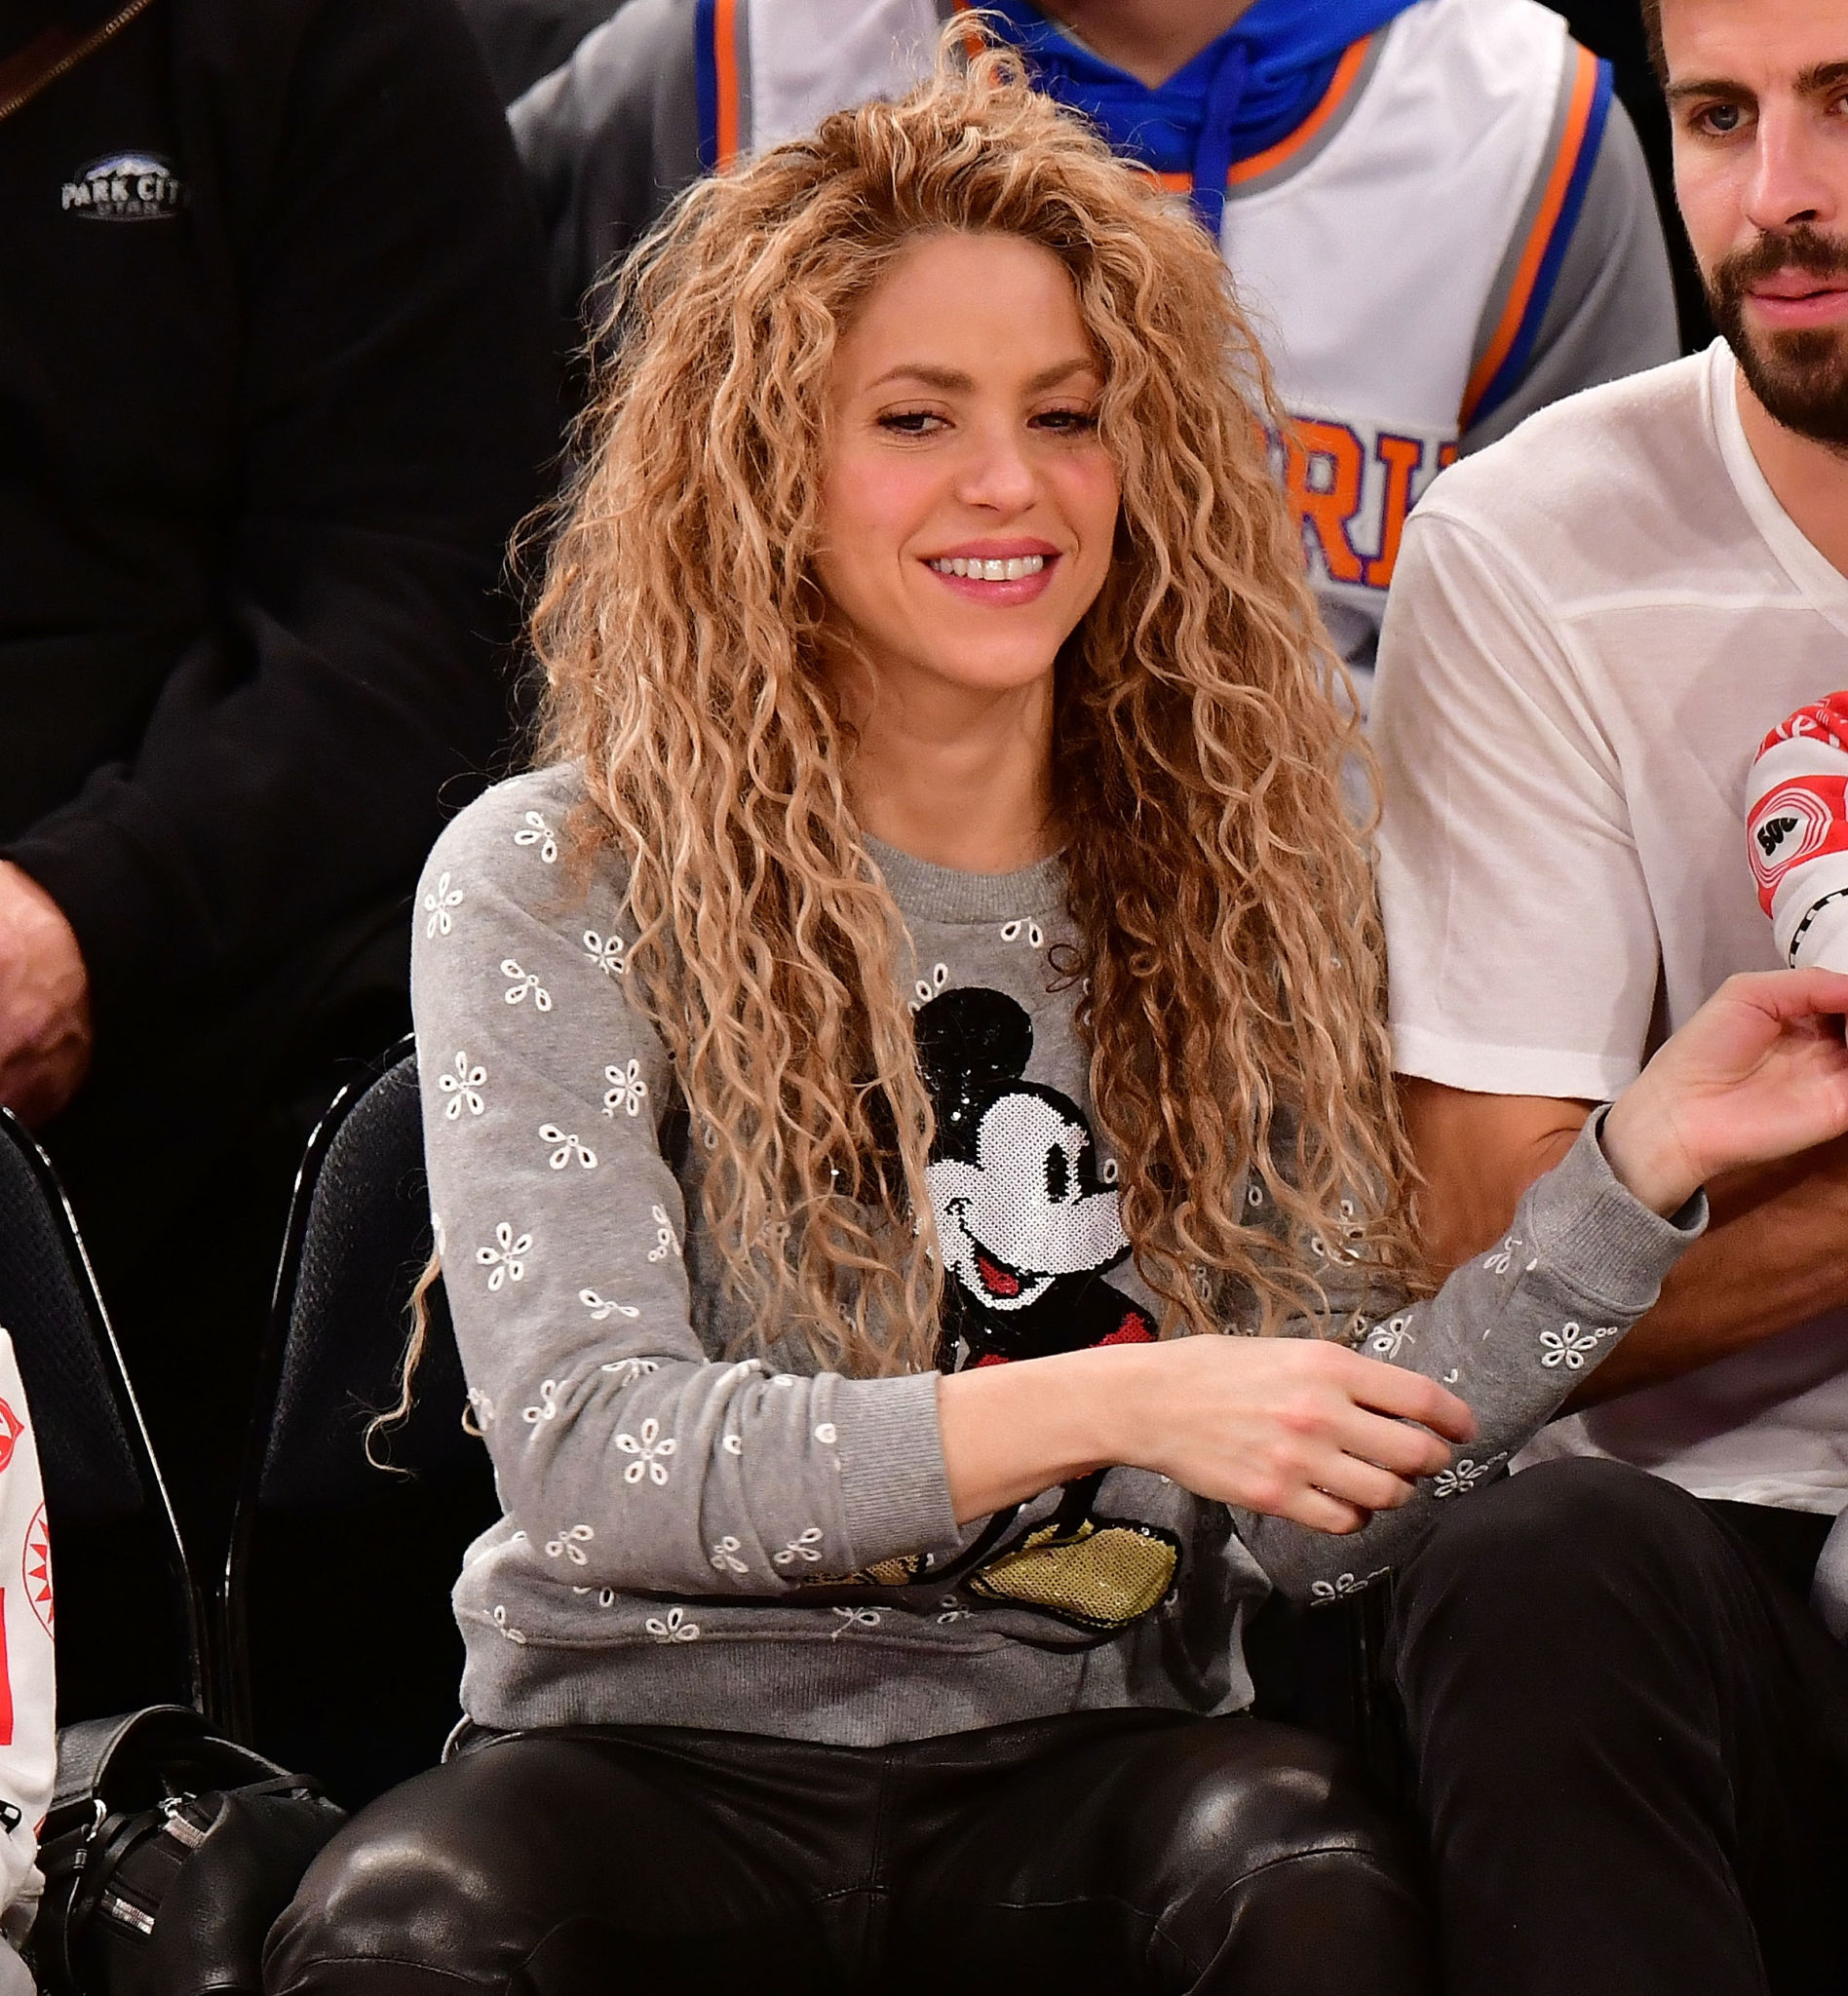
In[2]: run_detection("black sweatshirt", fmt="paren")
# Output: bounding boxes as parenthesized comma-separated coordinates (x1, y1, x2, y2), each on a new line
(0, 0, 558, 1060)
(452, 0, 629, 105)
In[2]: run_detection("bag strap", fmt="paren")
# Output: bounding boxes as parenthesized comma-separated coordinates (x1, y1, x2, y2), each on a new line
(36, 1716, 327, 1994)
(51, 1707, 206, 1816)
(0, 0, 159, 127)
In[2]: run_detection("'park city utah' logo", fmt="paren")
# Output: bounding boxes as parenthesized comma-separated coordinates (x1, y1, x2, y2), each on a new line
(60, 152, 187, 221)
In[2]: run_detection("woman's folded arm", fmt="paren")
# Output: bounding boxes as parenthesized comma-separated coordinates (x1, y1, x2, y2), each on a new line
(412, 777, 962, 1598)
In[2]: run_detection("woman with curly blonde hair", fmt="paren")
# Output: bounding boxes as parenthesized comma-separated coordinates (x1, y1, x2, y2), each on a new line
(268, 33, 1848, 1996)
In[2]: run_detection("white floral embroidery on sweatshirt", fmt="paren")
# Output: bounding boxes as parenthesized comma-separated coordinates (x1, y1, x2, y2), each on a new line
(616, 1418, 676, 1486)
(647, 1205, 680, 1262)
(1538, 1322, 1620, 1369)
(539, 1125, 597, 1171)
(603, 1061, 647, 1117)
(503, 960, 552, 1012)
(514, 811, 559, 863)
(646, 1607, 699, 1643)
(477, 1222, 532, 1290)
(439, 1054, 486, 1119)
(583, 930, 626, 978)
(422, 872, 463, 938)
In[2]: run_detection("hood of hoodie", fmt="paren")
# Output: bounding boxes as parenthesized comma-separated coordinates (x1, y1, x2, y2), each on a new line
(983, 0, 1419, 231)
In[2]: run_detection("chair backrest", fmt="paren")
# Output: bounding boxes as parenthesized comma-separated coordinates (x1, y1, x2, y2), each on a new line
(222, 1042, 497, 1806)
(0, 1111, 203, 1722)
(256, 1045, 479, 1508)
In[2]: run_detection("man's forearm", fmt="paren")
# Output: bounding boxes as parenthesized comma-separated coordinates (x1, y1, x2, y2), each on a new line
(1563, 1137, 1848, 1405)
(1400, 1077, 1589, 1269)
(1402, 1076, 1848, 1408)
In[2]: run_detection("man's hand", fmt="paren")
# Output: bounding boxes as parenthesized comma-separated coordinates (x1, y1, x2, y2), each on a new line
(1603, 970, 1848, 1215)
(0, 863, 92, 1126)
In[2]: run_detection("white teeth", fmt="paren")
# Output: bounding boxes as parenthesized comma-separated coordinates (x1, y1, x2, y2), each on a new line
(928, 555, 1046, 580)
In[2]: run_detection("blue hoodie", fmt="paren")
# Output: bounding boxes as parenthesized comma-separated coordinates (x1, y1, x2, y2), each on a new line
(982, 0, 1418, 233)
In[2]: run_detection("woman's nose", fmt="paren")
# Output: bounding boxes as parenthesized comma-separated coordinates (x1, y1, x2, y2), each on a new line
(954, 428, 1038, 513)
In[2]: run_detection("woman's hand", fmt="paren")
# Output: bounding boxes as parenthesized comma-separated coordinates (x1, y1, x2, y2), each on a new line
(938, 1336, 1474, 1533)
(1119, 1335, 1477, 1532)
(1601, 969, 1848, 1216)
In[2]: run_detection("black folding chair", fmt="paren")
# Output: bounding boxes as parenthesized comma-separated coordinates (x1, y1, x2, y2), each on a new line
(221, 1041, 497, 1810)
(1244, 1575, 1409, 1805)
(0, 1110, 204, 1724)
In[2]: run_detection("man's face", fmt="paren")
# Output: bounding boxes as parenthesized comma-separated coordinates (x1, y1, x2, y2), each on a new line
(1665, 0, 1848, 445)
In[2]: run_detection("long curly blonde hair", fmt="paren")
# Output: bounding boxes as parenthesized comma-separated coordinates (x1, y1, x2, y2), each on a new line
(532, 29, 1424, 1376)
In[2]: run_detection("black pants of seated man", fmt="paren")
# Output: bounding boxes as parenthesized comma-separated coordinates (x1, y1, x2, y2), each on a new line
(1391, 1456, 1848, 1996)
(262, 1708, 1433, 1994)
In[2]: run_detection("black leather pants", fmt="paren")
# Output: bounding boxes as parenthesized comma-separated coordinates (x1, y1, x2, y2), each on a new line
(1391, 1458, 1848, 1996)
(263, 1708, 1433, 1994)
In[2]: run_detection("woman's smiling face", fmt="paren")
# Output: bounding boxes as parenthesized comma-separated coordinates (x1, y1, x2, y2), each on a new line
(814, 230, 1121, 713)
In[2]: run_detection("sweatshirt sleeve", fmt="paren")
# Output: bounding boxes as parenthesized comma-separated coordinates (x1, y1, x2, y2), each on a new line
(1745, 695, 1848, 972)
(411, 775, 961, 1601)
(1238, 1114, 1704, 1600)
(3, 0, 558, 1046)
(0, 1333, 57, 1942)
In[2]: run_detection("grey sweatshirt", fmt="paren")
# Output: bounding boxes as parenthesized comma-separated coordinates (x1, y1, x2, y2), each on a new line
(413, 764, 1704, 1744)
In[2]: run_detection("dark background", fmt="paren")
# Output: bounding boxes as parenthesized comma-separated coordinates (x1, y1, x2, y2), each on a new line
(1558, 0, 1714, 351)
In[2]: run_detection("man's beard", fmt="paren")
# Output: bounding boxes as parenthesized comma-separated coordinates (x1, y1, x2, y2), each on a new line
(1710, 225, 1848, 449)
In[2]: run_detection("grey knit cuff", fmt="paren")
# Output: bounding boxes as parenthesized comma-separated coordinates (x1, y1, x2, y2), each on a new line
(1523, 1107, 1708, 1314)
(832, 1370, 961, 1570)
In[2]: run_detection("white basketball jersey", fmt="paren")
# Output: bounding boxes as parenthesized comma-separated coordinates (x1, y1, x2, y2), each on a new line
(706, 0, 1601, 676)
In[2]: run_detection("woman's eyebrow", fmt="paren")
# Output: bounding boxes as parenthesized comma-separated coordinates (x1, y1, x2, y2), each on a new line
(865, 357, 1099, 393)
(866, 364, 973, 391)
(1023, 358, 1100, 391)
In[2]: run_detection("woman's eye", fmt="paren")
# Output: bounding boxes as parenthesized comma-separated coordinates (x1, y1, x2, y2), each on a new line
(878, 409, 946, 436)
(1032, 406, 1100, 435)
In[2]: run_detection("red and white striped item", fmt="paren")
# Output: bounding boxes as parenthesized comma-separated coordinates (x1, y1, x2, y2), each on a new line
(1746, 693, 1848, 969)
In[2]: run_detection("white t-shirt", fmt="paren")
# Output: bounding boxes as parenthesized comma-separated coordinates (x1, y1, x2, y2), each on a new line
(1373, 339, 1848, 1514)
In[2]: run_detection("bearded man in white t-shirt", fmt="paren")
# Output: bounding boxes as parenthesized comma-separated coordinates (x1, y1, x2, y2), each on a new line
(1372, 0, 1848, 1988)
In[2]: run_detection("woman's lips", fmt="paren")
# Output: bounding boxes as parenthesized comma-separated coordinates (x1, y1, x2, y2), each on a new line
(923, 552, 1059, 605)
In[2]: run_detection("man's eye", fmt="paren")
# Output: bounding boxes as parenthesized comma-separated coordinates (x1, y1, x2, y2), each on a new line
(1694, 102, 1746, 135)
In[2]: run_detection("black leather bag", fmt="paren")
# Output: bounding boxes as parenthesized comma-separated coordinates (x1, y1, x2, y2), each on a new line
(32, 1707, 346, 1996)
